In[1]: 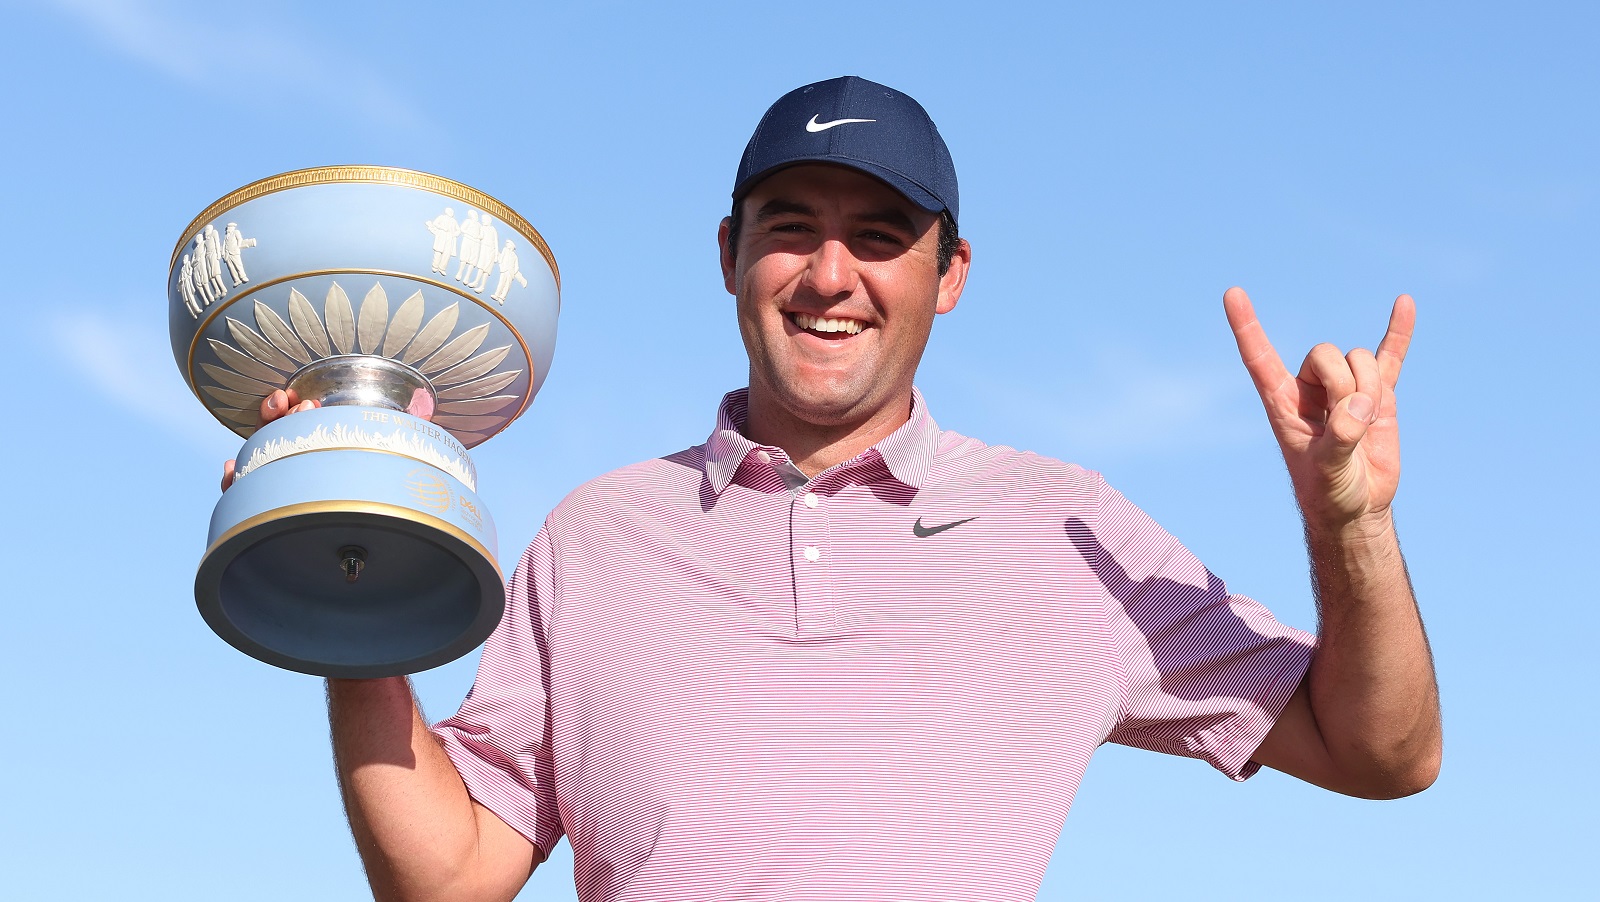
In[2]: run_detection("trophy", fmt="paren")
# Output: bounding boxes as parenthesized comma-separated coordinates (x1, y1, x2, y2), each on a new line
(168, 167, 559, 678)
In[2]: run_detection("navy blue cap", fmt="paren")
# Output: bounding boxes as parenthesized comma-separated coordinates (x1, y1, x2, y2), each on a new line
(733, 76, 959, 225)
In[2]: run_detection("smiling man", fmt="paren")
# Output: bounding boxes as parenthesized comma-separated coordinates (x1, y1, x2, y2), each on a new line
(302, 76, 1442, 902)
(727, 162, 966, 473)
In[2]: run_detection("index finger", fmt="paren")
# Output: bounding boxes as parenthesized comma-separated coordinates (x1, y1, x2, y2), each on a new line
(1376, 294, 1416, 388)
(1223, 286, 1292, 399)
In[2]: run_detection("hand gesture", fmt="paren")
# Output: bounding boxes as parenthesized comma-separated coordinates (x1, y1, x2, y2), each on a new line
(1224, 287, 1415, 531)
(219, 389, 319, 492)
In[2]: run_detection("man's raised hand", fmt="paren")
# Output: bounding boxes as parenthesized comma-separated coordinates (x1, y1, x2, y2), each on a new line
(1223, 286, 1415, 532)
(218, 388, 319, 492)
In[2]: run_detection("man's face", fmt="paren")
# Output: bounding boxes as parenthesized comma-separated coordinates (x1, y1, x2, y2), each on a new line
(719, 164, 969, 432)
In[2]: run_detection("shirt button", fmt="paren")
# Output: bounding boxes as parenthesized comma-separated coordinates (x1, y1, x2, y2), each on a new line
(803, 546, 820, 562)
(755, 450, 771, 464)
(803, 492, 819, 508)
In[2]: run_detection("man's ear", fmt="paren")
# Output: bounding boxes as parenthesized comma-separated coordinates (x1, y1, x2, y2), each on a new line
(935, 238, 972, 315)
(717, 216, 736, 295)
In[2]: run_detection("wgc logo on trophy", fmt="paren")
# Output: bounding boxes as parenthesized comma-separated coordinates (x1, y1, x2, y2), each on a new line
(168, 166, 559, 678)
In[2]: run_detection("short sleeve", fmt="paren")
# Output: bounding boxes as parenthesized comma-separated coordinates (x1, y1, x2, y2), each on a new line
(430, 527, 565, 854)
(1086, 478, 1315, 780)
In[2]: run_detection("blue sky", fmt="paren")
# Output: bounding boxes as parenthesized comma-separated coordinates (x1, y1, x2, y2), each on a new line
(2, 1, 1595, 898)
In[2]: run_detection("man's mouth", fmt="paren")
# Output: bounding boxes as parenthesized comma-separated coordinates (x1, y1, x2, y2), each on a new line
(788, 312, 865, 336)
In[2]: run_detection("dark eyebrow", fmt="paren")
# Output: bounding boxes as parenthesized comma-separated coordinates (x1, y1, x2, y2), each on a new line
(753, 199, 816, 223)
(754, 199, 920, 236)
(854, 208, 919, 235)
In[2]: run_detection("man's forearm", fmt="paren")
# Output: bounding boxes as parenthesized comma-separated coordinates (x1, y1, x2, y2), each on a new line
(328, 677, 516, 901)
(1302, 511, 1442, 796)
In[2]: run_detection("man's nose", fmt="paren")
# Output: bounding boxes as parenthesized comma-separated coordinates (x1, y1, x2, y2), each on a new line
(801, 238, 859, 298)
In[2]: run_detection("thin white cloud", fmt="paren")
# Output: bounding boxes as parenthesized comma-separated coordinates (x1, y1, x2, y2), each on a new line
(48, 307, 237, 449)
(42, 0, 421, 127)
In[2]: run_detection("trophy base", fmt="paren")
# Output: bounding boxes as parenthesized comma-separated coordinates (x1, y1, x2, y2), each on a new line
(196, 406, 503, 678)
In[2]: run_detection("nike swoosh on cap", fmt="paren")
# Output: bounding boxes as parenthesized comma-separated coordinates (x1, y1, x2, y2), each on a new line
(912, 516, 978, 538)
(806, 114, 877, 133)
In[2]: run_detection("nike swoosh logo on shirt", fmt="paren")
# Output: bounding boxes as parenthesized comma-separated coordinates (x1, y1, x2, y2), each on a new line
(912, 516, 978, 538)
(806, 115, 877, 133)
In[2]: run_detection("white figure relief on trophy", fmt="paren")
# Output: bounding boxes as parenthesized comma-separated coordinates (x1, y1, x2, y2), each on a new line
(204, 224, 228, 300)
(199, 281, 523, 445)
(426, 207, 460, 274)
(426, 207, 530, 304)
(223, 222, 257, 285)
(182, 221, 259, 317)
(193, 233, 216, 309)
(455, 210, 482, 284)
(180, 255, 203, 318)
(491, 241, 528, 303)
(470, 215, 499, 293)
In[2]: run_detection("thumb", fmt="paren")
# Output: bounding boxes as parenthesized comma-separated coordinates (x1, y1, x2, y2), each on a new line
(1321, 391, 1376, 461)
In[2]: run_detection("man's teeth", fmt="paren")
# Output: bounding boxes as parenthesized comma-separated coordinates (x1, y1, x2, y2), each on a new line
(792, 313, 864, 335)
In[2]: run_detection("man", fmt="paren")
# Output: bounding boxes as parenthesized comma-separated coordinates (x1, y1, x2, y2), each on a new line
(471, 213, 499, 293)
(245, 76, 1440, 901)
(222, 221, 256, 286)
(426, 206, 461, 275)
(204, 222, 228, 300)
(178, 253, 201, 318)
(455, 209, 483, 284)
(490, 239, 528, 303)
(193, 231, 215, 308)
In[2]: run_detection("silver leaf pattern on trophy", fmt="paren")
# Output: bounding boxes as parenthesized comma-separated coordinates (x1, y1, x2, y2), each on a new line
(202, 281, 520, 445)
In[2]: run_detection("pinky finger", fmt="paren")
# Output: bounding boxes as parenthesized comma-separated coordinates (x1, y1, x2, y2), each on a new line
(1377, 294, 1416, 387)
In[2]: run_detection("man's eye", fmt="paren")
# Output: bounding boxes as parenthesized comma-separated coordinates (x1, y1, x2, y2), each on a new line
(861, 231, 903, 245)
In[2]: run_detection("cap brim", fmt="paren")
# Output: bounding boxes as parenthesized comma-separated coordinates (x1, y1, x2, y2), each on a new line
(733, 157, 946, 216)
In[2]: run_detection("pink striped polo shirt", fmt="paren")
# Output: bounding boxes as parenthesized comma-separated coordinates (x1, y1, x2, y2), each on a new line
(432, 389, 1315, 901)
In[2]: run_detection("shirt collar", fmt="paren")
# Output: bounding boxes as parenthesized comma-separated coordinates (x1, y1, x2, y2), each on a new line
(704, 388, 940, 495)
